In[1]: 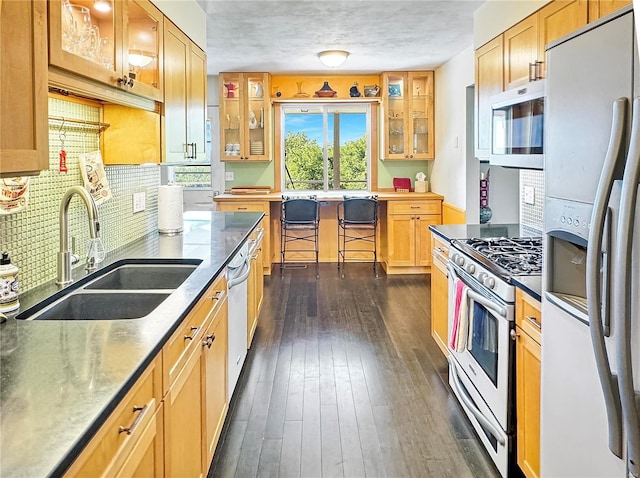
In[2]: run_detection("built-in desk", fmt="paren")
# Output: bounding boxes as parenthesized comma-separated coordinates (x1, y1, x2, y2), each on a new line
(215, 192, 444, 274)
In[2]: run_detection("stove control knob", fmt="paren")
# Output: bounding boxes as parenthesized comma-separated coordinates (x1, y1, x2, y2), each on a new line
(478, 272, 488, 283)
(484, 276, 496, 289)
(465, 263, 475, 274)
(454, 254, 465, 266)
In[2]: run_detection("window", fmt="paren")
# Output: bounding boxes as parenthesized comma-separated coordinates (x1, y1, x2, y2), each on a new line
(170, 165, 212, 188)
(281, 104, 371, 192)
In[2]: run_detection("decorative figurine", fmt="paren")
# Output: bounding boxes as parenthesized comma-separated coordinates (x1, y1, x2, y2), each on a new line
(349, 82, 361, 97)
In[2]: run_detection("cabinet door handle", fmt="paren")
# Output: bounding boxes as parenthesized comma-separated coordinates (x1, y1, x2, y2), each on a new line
(184, 326, 200, 341)
(525, 315, 541, 329)
(203, 333, 216, 349)
(510, 329, 520, 341)
(118, 404, 147, 435)
(529, 62, 536, 82)
(535, 60, 543, 80)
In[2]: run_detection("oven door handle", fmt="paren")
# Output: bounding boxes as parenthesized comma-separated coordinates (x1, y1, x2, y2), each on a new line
(447, 356, 506, 446)
(447, 264, 507, 318)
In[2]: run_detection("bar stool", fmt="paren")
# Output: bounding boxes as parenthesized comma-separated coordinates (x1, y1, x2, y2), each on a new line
(280, 196, 320, 277)
(337, 195, 379, 278)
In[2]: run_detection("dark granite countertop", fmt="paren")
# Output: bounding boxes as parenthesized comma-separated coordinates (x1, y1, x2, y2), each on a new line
(429, 223, 539, 242)
(512, 276, 542, 302)
(0, 210, 263, 478)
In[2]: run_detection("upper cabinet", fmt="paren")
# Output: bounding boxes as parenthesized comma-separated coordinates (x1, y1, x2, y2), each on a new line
(475, 0, 593, 158)
(163, 21, 207, 163)
(219, 73, 272, 162)
(381, 71, 435, 160)
(589, 0, 632, 20)
(504, 0, 587, 89)
(0, 0, 49, 177)
(48, 0, 164, 102)
(475, 36, 503, 159)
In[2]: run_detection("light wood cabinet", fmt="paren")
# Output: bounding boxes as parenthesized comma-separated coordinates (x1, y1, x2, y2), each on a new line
(383, 200, 441, 274)
(64, 356, 164, 478)
(216, 201, 272, 275)
(504, 15, 539, 89)
(202, 291, 229, 471)
(164, 335, 205, 478)
(474, 35, 503, 159)
(48, 0, 164, 102)
(381, 71, 435, 160)
(219, 73, 272, 162)
(430, 233, 449, 357)
(0, 0, 48, 177)
(162, 274, 227, 478)
(163, 20, 207, 163)
(589, 0, 631, 20)
(515, 289, 542, 478)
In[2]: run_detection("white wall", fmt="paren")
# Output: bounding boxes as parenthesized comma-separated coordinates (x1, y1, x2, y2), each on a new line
(432, 46, 475, 211)
(150, 0, 207, 50)
(474, 0, 552, 48)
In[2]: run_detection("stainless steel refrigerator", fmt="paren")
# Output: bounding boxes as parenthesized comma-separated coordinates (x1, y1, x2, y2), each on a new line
(542, 5, 640, 477)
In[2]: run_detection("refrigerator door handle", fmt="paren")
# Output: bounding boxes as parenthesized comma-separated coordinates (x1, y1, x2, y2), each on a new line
(586, 97, 627, 459)
(614, 97, 640, 478)
(602, 208, 612, 337)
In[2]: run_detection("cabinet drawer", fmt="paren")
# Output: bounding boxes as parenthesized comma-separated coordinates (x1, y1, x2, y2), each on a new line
(163, 275, 227, 392)
(516, 288, 541, 343)
(64, 356, 162, 477)
(388, 201, 441, 215)
(217, 202, 269, 214)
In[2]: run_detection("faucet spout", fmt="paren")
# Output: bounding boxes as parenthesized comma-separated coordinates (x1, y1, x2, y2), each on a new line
(57, 186, 101, 285)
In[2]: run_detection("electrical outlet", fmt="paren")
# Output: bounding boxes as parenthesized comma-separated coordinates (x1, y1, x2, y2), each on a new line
(524, 186, 535, 205)
(225, 171, 234, 181)
(133, 192, 146, 213)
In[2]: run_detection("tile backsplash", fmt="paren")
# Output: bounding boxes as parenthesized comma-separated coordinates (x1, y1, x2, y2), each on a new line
(0, 97, 159, 293)
(520, 169, 544, 235)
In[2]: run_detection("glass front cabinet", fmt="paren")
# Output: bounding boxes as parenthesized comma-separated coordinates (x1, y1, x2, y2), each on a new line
(49, 0, 163, 102)
(219, 73, 271, 161)
(382, 71, 434, 160)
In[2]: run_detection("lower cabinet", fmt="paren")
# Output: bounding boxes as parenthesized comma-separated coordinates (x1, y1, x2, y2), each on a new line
(202, 299, 229, 469)
(63, 357, 164, 478)
(430, 232, 449, 356)
(383, 200, 442, 274)
(216, 201, 271, 275)
(164, 341, 205, 478)
(514, 289, 542, 478)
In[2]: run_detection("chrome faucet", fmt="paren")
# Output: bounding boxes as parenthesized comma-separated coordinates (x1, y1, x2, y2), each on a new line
(57, 186, 101, 285)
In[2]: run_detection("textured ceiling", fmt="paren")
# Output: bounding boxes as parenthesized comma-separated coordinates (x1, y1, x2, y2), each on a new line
(196, 0, 484, 75)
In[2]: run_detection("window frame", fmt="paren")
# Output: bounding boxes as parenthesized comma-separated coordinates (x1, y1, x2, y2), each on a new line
(274, 101, 379, 193)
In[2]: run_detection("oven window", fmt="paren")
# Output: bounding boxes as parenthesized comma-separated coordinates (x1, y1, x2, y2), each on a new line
(469, 302, 499, 386)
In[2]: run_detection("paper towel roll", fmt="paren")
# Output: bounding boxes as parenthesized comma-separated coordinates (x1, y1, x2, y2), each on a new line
(158, 185, 184, 234)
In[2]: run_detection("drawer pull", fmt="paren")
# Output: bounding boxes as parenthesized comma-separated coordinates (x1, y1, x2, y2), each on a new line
(203, 333, 216, 349)
(525, 315, 541, 329)
(212, 290, 224, 301)
(238, 207, 248, 210)
(184, 326, 200, 341)
(118, 404, 147, 435)
(410, 206, 420, 209)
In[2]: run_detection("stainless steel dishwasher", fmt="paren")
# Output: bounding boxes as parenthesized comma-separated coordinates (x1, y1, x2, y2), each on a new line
(226, 241, 250, 400)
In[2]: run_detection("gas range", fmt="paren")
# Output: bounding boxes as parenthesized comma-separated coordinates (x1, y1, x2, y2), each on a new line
(449, 236, 543, 303)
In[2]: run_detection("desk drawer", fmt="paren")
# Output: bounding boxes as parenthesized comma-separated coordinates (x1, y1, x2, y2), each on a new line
(388, 201, 441, 215)
(217, 202, 269, 214)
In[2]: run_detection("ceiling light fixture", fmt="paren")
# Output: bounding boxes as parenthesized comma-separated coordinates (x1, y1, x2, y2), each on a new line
(128, 49, 155, 68)
(317, 50, 349, 68)
(93, 0, 112, 13)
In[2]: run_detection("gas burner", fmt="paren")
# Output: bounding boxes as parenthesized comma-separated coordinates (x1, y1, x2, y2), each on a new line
(453, 236, 543, 278)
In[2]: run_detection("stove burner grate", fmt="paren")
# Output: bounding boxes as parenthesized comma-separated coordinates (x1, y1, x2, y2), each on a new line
(462, 237, 542, 276)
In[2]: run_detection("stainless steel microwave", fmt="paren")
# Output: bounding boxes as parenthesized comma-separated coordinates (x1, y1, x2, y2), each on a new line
(490, 80, 545, 170)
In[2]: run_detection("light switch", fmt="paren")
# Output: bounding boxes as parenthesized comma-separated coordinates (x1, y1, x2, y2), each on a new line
(524, 186, 535, 205)
(133, 192, 146, 213)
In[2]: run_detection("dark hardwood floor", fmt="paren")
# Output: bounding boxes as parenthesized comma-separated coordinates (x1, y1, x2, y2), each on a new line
(209, 263, 500, 478)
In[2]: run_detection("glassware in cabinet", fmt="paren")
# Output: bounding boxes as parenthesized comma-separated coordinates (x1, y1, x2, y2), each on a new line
(49, 0, 163, 102)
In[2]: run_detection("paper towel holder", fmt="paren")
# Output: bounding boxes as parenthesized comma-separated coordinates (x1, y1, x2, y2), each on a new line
(158, 184, 184, 235)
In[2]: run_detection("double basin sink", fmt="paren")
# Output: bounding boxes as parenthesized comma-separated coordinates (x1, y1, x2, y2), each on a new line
(17, 259, 202, 321)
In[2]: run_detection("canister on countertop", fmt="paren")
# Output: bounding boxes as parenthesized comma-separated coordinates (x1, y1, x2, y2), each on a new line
(0, 252, 19, 312)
